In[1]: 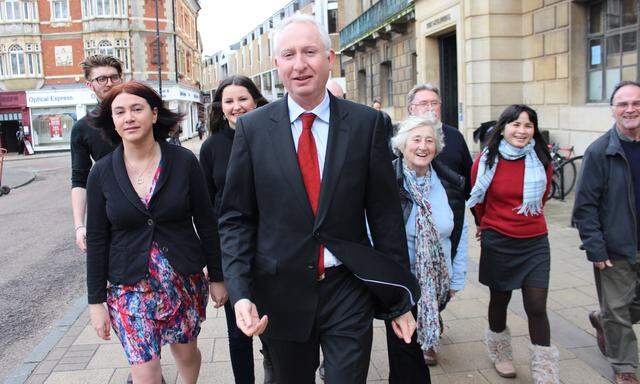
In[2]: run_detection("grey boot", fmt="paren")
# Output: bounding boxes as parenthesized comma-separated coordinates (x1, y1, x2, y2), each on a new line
(530, 344, 560, 384)
(485, 327, 516, 378)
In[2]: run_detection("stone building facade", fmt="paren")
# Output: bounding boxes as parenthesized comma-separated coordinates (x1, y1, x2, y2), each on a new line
(412, 0, 638, 153)
(201, 0, 342, 102)
(0, 0, 203, 152)
(339, 0, 417, 121)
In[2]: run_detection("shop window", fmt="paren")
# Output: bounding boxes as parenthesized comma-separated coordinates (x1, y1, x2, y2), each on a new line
(51, 0, 69, 21)
(587, 0, 639, 102)
(31, 109, 76, 147)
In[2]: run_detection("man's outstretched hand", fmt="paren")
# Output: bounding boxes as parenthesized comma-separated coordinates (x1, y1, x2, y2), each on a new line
(391, 310, 416, 344)
(234, 299, 268, 337)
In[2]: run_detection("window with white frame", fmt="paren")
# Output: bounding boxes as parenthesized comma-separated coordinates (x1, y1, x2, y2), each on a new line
(98, 40, 114, 56)
(587, 0, 639, 102)
(0, 43, 41, 78)
(0, 0, 37, 21)
(81, 0, 126, 18)
(51, 0, 69, 20)
(9, 44, 25, 75)
(84, 39, 130, 70)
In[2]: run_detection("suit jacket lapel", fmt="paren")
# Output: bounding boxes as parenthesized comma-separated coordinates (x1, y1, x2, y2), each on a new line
(111, 144, 149, 216)
(267, 97, 315, 221)
(315, 95, 349, 228)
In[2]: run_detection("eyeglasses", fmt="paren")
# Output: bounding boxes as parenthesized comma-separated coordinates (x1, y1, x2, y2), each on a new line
(613, 101, 640, 111)
(411, 101, 441, 109)
(91, 74, 122, 85)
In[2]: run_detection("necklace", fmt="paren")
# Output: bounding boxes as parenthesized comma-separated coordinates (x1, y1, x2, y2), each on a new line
(125, 144, 157, 185)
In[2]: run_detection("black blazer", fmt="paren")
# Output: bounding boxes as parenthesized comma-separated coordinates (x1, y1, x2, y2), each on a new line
(219, 94, 420, 342)
(86, 141, 221, 305)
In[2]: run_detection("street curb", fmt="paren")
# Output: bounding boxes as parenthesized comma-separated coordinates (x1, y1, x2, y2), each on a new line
(4, 153, 69, 162)
(4, 296, 87, 384)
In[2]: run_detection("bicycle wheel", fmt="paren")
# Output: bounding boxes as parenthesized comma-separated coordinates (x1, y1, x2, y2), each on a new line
(550, 172, 560, 199)
(560, 156, 582, 196)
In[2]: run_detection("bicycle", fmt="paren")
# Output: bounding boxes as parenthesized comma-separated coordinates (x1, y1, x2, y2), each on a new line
(548, 143, 582, 200)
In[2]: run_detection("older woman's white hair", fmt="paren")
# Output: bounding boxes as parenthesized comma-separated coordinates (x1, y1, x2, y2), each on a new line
(391, 115, 445, 157)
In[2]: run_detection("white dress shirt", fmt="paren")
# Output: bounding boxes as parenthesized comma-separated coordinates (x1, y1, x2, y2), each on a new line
(287, 92, 341, 268)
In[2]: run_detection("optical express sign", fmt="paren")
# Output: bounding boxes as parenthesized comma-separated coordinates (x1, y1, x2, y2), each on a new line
(26, 89, 97, 107)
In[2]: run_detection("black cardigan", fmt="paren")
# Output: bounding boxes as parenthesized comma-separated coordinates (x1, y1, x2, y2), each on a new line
(86, 140, 221, 304)
(198, 124, 234, 270)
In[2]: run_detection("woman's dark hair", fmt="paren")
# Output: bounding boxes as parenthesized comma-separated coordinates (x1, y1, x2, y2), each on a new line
(484, 104, 551, 169)
(88, 80, 184, 144)
(208, 75, 268, 134)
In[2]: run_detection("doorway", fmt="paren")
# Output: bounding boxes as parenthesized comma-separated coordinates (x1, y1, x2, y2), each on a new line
(0, 120, 20, 152)
(438, 32, 458, 128)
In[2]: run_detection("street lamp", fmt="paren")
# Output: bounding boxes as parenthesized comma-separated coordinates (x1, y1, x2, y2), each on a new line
(155, 0, 162, 96)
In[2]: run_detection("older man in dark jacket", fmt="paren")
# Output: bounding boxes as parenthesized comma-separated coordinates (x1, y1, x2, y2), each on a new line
(573, 81, 640, 384)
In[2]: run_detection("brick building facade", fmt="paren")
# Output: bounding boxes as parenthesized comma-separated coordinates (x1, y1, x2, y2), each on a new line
(0, 0, 203, 152)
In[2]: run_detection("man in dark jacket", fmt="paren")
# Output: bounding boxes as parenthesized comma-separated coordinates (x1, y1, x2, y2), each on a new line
(573, 81, 640, 384)
(70, 55, 122, 251)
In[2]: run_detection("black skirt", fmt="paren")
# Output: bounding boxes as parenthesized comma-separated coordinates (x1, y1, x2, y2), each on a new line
(479, 229, 550, 291)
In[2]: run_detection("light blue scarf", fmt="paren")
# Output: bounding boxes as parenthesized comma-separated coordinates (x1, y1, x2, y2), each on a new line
(467, 139, 547, 216)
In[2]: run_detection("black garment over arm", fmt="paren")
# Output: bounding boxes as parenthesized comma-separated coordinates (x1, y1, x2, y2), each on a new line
(70, 115, 116, 188)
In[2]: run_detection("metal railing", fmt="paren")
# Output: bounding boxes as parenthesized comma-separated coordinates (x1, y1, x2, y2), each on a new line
(339, 0, 413, 49)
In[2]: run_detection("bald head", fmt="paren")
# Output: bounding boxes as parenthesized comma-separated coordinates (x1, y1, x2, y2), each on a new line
(326, 79, 344, 98)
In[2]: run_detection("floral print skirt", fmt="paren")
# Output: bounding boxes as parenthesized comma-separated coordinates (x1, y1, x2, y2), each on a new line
(107, 243, 209, 365)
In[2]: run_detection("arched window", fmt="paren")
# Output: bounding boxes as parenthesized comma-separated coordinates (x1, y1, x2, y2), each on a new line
(98, 40, 114, 56)
(9, 44, 25, 76)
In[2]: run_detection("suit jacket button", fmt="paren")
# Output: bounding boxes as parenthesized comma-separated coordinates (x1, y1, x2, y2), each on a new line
(147, 219, 154, 226)
(314, 231, 320, 238)
(161, 246, 168, 253)
(307, 264, 314, 269)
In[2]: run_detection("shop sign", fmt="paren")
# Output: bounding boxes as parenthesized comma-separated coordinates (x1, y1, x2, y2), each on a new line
(155, 86, 201, 103)
(421, 6, 459, 36)
(0, 92, 26, 108)
(26, 89, 97, 107)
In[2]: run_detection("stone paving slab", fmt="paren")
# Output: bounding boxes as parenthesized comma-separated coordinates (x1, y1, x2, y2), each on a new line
(12, 197, 624, 383)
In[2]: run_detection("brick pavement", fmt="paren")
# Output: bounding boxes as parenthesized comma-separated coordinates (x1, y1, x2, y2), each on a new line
(7, 137, 624, 384)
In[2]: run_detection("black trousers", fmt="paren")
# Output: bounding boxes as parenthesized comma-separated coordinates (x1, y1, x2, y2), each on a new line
(263, 266, 374, 384)
(384, 307, 431, 384)
(223, 300, 255, 384)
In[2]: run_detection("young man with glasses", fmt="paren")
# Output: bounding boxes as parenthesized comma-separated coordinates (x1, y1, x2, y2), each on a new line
(573, 81, 640, 384)
(71, 55, 123, 252)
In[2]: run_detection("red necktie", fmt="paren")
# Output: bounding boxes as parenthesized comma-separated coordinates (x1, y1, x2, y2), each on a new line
(297, 112, 324, 279)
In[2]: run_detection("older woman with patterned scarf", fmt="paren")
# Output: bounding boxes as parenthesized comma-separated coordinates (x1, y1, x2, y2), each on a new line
(385, 115, 468, 384)
(468, 104, 559, 383)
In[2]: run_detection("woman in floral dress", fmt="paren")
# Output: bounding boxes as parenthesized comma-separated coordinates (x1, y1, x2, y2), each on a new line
(86, 81, 225, 384)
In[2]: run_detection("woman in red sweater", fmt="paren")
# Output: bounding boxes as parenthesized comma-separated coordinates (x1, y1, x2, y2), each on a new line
(468, 104, 559, 383)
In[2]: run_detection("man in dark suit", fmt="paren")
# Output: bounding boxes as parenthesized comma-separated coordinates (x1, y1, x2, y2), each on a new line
(219, 14, 420, 384)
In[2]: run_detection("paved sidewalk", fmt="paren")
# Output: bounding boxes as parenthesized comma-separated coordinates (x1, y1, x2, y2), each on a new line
(7, 138, 622, 383)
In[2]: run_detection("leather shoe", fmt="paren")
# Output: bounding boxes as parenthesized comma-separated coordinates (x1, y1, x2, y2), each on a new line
(589, 310, 606, 356)
(615, 372, 640, 384)
(423, 348, 437, 366)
